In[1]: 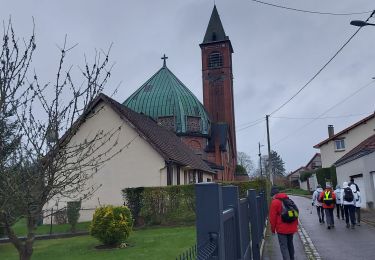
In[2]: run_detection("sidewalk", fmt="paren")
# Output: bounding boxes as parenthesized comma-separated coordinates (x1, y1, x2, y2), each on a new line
(291, 195, 375, 260)
(262, 223, 307, 260)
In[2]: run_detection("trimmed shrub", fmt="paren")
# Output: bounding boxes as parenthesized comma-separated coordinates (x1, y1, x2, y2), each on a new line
(122, 179, 267, 227)
(300, 171, 313, 182)
(316, 166, 337, 188)
(90, 205, 133, 246)
(67, 201, 81, 232)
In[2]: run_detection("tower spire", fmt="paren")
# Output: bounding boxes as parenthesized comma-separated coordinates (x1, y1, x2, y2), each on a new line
(202, 5, 227, 43)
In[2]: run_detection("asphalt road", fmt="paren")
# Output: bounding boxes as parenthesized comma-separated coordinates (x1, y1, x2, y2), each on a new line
(291, 195, 375, 260)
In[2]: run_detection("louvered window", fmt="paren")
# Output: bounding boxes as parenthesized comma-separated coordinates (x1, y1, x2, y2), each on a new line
(208, 52, 223, 68)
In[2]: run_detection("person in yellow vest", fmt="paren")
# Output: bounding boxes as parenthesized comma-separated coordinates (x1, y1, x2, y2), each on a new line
(319, 184, 336, 230)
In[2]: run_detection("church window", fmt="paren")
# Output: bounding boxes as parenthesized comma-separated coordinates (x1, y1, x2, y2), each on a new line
(187, 116, 201, 132)
(158, 116, 175, 131)
(208, 52, 223, 68)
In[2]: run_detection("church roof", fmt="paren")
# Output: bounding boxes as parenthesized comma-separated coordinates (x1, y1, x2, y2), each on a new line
(202, 5, 228, 44)
(94, 94, 214, 173)
(123, 63, 210, 136)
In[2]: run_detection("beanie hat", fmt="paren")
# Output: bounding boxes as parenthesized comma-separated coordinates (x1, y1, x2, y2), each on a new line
(271, 186, 279, 197)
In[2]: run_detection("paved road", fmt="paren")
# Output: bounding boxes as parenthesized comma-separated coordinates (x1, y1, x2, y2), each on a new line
(291, 195, 375, 260)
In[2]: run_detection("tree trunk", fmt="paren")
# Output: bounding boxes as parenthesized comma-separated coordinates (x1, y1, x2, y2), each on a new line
(19, 246, 33, 260)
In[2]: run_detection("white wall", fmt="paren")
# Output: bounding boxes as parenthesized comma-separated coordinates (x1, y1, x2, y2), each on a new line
(319, 117, 375, 167)
(45, 101, 168, 222)
(336, 152, 375, 208)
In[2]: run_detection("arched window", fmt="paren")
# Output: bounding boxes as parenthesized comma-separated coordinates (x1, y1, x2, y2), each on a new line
(208, 52, 223, 68)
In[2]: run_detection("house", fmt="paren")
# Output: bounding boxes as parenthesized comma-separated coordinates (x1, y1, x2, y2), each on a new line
(335, 134, 375, 209)
(301, 153, 322, 191)
(45, 94, 216, 222)
(313, 113, 375, 167)
(287, 167, 307, 187)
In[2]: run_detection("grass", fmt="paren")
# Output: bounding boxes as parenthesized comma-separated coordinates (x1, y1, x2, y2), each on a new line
(10, 219, 91, 236)
(282, 188, 311, 196)
(0, 225, 196, 260)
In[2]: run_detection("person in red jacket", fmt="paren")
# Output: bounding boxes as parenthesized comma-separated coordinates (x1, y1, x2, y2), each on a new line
(319, 183, 336, 229)
(269, 186, 298, 260)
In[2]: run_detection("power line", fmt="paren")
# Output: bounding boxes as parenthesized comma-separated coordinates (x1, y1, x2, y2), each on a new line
(237, 117, 265, 128)
(268, 11, 375, 116)
(237, 118, 265, 132)
(272, 113, 371, 120)
(251, 0, 372, 16)
(272, 80, 375, 146)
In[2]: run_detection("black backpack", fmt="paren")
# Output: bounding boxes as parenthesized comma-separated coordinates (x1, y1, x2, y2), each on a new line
(279, 198, 299, 223)
(343, 187, 354, 202)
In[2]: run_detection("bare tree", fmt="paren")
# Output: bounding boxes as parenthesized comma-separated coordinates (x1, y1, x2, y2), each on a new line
(237, 151, 254, 176)
(0, 21, 121, 260)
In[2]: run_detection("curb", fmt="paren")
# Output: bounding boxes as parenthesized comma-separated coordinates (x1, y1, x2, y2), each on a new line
(297, 221, 321, 260)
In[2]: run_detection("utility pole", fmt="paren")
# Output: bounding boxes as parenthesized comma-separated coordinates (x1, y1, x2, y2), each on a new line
(266, 115, 273, 185)
(258, 142, 263, 177)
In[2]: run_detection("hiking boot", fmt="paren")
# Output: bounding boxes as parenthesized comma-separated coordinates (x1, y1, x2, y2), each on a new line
(351, 225, 355, 229)
(327, 226, 331, 230)
(331, 225, 335, 228)
(346, 223, 350, 228)
(322, 220, 325, 224)
(342, 218, 344, 220)
(357, 223, 361, 226)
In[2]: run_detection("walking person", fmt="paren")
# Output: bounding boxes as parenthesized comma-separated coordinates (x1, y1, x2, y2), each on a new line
(269, 187, 299, 260)
(348, 177, 360, 192)
(341, 181, 356, 229)
(353, 185, 362, 226)
(312, 185, 324, 223)
(319, 184, 336, 229)
(334, 184, 344, 220)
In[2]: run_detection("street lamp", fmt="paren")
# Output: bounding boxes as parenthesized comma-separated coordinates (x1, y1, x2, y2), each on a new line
(350, 20, 375, 27)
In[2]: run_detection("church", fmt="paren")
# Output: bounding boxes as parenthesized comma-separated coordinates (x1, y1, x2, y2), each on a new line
(123, 5, 237, 181)
(46, 6, 238, 221)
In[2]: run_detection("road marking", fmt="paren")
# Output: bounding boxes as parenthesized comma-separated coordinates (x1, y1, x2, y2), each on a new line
(298, 220, 322, 260)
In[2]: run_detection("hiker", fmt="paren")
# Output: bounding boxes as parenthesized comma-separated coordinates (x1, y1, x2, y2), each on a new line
(312, 185, 324, 223)
(269, 187, 298, 260)
(319, 184, 336, 229)
(348, 177, 360, 192)
(334, 184, 344, 220)
(341, 181, 356, 229)
(353, 184, 362, 226)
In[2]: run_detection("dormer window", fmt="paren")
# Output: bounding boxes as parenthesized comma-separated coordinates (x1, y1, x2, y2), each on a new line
(335, 139, 345, 151)
(208, 52, 223, 68)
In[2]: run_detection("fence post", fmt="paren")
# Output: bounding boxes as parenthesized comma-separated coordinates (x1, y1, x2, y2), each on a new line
(222, 185, 243, 260)
(248, 189, 261, 260)
(256, 195, 263, 241)
(195, 183, 225, 259)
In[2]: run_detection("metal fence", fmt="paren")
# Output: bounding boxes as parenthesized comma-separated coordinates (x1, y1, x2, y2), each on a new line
(176, 183, 268, 260)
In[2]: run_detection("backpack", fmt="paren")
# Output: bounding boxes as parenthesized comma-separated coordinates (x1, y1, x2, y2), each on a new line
(279, 198, 299, 223)
(323, 191, 334, 205)
(343, 187, 354, 202)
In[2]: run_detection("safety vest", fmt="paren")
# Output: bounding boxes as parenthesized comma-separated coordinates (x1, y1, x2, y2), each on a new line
(323, 191, 333, 204)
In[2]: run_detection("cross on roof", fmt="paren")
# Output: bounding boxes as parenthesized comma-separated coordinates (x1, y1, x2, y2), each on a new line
(161, 54, 168, 67)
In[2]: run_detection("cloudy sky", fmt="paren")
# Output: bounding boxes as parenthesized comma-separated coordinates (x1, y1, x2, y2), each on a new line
(2, 0, 375, 172)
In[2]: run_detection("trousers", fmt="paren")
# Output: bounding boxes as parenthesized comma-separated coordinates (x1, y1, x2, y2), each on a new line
(278, 233, 295, 260)
(324, 208, 334, 227)
(344, 205, 356, 225)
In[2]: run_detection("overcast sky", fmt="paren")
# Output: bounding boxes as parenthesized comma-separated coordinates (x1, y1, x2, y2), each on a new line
(2, 0, 375, 172)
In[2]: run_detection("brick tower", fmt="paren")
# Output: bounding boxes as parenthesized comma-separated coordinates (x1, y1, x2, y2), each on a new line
(200, 6, 237, 180)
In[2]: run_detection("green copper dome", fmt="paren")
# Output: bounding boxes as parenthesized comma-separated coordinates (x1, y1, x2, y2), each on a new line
(123, 63, 210, 136)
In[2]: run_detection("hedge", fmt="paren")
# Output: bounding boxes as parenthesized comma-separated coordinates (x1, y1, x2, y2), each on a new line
(122, 178, 267, 227)
(316, 166, 337, 188)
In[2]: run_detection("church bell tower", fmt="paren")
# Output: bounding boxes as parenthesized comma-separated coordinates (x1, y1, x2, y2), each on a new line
(200, 6, 237, 179)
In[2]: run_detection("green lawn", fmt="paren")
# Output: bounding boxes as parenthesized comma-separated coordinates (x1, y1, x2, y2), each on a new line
(0, 226, 196, 260)
(283, 188, 311, 196)
(11, 219, 91, 236)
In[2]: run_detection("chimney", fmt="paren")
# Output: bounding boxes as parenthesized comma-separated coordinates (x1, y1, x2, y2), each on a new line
(328, 125, 334, 138)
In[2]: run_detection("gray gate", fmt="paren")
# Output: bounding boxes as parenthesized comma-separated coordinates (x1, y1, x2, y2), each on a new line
(194, 183, 268, 260)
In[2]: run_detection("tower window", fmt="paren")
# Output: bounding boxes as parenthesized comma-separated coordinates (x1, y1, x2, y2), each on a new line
(208, 52, 223, 68)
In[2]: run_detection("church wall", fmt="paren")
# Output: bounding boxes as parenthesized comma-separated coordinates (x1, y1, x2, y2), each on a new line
(44, 101, 168, 222)
(180, 136, 207, 159)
